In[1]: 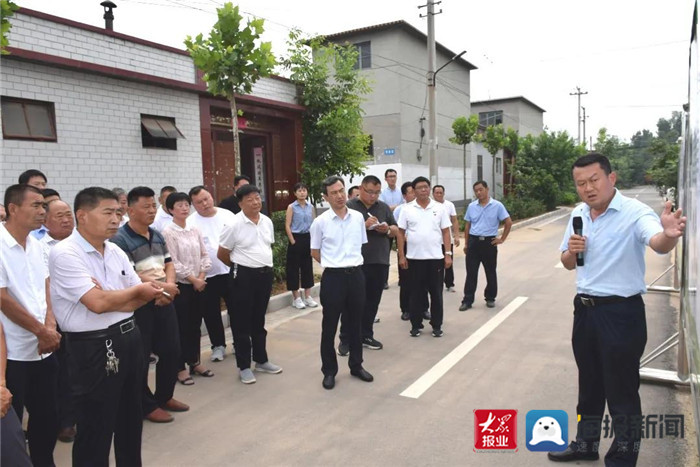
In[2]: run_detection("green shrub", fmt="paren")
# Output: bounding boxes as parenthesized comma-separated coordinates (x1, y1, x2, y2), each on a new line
(502, 195, 547, 221)
(270, 210, 288, 283)
(558, 191, 579, 206)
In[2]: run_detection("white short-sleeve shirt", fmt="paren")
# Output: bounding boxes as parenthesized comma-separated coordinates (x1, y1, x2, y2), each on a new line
(219, 212, 274, 268)
(0, 224, 50, 361)
(310, 208, 367, 268)
(49, 230, 141, 332)
(439, 199, 457, 244)
(398, 200, 452, 259)
(187, 208, 237, 277)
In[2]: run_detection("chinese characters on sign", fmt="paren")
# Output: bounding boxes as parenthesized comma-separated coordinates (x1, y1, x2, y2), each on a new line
(580, 414, 685, 440)
(474, 409, 518, 452)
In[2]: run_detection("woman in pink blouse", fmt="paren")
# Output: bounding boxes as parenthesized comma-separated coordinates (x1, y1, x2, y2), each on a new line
(162, 192, 214, 385)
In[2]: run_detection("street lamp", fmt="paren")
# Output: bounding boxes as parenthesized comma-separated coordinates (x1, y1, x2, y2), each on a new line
(428, 50, 466, 185)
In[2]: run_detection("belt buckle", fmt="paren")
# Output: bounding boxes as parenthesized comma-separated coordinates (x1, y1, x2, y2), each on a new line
(478, 236, 485, 241)
(120, 320, 135, 334)
(580, 297, 594, 307)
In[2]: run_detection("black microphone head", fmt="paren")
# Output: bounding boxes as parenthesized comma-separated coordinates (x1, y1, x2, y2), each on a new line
(573, 216, 583, 230)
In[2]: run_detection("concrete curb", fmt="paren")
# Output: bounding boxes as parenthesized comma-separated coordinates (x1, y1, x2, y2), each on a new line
(508, 206, 573, 232)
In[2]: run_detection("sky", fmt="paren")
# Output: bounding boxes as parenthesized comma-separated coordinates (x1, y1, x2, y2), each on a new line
(15, 0, 696, 143)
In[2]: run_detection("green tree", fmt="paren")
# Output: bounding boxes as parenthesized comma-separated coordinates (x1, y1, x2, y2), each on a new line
(185, 2, 276, 175)
(281, 30, 371, 203)
(503, 127, 520, 187)
(478, 124, 505, 196)
(449, 115, 479, 200)
(1, 0, 19, 55)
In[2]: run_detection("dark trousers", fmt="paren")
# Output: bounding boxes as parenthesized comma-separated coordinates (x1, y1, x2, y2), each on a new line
(6, 354, 59, 467)
(442, 244, 455, 288)
(174, 283, 206, 369)
(339, 263, 388, 342)
(0, 406, 32, 467)
(319, 267, 365, 376)
(66, 324, 145, 467)
(229, 264, 273, 370)
(56, 330, 77, 430)
(408, 259, 444, 330)
(286, 233, 314, 290)
(134, 302, 180, 414)
(398, 246, 428, 315)
(572, 295, 647, 466)
(462, 235, 498, 305)
(201, 273, 231, 348)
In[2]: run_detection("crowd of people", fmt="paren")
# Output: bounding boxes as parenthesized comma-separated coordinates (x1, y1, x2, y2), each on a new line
(0, 153, 685, 467)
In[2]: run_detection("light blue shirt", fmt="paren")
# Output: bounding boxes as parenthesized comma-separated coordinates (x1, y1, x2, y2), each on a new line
(30, 225, 49, 240)
(559, 189, 663, 297)
(464, 198, 510, 236)
(380, 186, 403, 207)
(289, 200, 313, 233)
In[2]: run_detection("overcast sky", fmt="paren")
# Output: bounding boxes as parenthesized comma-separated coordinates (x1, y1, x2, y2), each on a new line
(16, 0, 695, 143)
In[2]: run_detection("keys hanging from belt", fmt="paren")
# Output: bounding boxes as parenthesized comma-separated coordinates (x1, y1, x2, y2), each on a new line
(105, 339, 120, 375)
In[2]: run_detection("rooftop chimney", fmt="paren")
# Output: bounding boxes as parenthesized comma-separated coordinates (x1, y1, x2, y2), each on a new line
(100, 1, 117, 31)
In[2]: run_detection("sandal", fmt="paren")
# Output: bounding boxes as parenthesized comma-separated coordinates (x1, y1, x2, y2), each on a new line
(178, 375, 195, 385)
(190, 365, 214, 377)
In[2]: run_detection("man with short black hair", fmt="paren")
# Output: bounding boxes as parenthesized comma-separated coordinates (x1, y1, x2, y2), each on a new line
(1, 183, 61, 466)
(18, 169, 47, 189)
(459, 180, 511, 311)
(338, 175, 397, 355)
(188, 186, 235, 362)
(217, 184, 282, 384)
(397, 176, 452, 337)
(112, 186, 188, 424)
(432, 185, 460, 292)
(151, 186, 177, 232)
(50, 186, 165, 466)
(379, 169, 402, 210)
(311, 176, 374, 390)
(219, 175, 251, 214)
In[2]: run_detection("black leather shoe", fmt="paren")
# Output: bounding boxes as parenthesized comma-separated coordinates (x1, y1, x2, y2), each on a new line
(350, 367, 374, 382)
(547, 442, 599, 462)
(322, 375, 335, 390)
(423, 311, 431, 320)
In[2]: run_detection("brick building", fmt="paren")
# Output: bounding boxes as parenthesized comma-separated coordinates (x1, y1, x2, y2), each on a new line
(1, 8, 304, 211)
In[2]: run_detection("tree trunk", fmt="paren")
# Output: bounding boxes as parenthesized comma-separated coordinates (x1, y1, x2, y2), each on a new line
(492, 152, 496, 199)
(230, 94, 242, 176)
(463, 143, 467, 201)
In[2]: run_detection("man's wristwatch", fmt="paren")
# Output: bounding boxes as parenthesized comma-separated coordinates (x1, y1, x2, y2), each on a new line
(445, 251, 453, 256)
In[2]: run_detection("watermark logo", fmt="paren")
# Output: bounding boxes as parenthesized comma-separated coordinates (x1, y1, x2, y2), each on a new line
(526, 410, 568, 452)
(474, 409, 518, 452)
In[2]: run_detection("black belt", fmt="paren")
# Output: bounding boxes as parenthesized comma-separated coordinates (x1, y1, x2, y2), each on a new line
(325, 266, 361, 274)
(469, 235, 496, 241)
(235, 264, 273, 274)
(64, 317, 136, 341)
(577, 294, 641, 307)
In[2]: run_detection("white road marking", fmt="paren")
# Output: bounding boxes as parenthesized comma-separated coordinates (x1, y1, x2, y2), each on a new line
(400, 296, 529, 399)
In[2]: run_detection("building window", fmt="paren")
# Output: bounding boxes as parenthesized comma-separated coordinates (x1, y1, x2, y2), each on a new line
(477, 155, 483, 182)
(141, 115, 184, 150)
(478, 110, 503, 127)
(366, 134, 374, 157)
(496, 157, 502, 174)
(353, 41, 371, 69)
(1, 96, 57, 141)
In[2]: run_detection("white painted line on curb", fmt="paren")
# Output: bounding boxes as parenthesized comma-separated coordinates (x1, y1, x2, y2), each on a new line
(400, 296, 529, 399)
(534, 211, 572, 228)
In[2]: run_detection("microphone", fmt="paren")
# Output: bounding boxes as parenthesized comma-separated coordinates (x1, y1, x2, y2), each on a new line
(572, 216, 584, 267)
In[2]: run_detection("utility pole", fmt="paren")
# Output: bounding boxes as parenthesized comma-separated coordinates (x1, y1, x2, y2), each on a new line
(419, 1, 442, 185)
(581, 106, 588, 150)
(569, 86, 588, 145)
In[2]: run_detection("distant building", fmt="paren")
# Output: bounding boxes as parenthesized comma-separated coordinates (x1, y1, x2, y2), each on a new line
(1, 8, 304, 210)
(470, 96, 545, 198)
(323, 20, 477, 203)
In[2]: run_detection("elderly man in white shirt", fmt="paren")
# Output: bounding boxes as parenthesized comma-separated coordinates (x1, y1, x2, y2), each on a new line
(310, 176, 374, 390)
(218, 184, 282, 385)
(0, 184, 61, 467)
(50, 187, 163, 466)
(432, 185, 461, 292)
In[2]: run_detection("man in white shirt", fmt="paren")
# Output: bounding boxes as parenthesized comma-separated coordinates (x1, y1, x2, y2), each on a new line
(150, 186, 176, 232)
(40, 199, 74, 267)
(310, 176, 374, 390)
(187, 186, 235, 362)
(397, 176, 453, 338)
(0, 184, 61, 466)
(379, 168, 403, 210)
(432, 185, 461, 292)
(50, 187, 164, 466)
(217, 184, 282, 385)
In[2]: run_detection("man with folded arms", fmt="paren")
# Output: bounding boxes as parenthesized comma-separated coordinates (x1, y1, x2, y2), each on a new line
(49, 187, 163, 466)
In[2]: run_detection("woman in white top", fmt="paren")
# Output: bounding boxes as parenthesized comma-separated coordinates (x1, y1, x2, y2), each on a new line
(162, 192, 214, 385)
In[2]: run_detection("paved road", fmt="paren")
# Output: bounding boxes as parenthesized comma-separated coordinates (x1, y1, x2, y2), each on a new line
(54, 187, 699, 466)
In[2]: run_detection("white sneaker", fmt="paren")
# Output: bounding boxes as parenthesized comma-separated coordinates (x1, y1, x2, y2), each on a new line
(239, 368, 256, 384)
(292, 297, 306, 309)
(303, 296, 318, 308)
(210, 345, 225, 362)
(254, 361, 283, 374)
